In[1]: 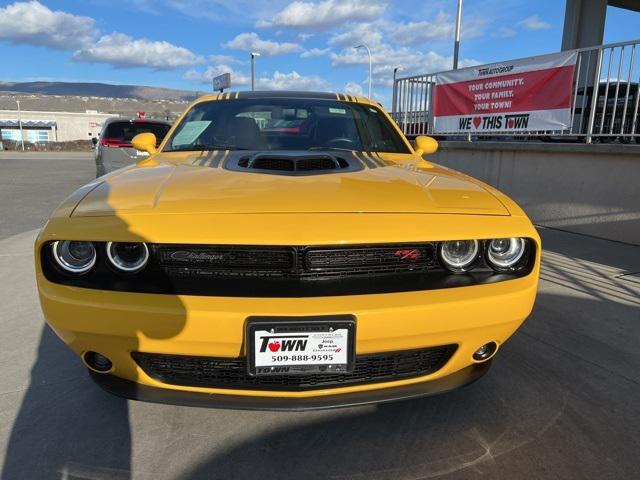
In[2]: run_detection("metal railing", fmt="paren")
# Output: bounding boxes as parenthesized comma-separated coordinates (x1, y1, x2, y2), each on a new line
(391, 39, 640, 143)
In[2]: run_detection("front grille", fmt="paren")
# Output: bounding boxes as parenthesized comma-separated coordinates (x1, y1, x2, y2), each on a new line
(132, 345, 457, 391)
(153, 243, 437, 279)
(154, 245, 295, 278)
(306, 245, 433, 274)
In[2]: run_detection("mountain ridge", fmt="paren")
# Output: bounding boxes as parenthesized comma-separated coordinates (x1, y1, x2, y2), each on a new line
(0, 81, 203, 102)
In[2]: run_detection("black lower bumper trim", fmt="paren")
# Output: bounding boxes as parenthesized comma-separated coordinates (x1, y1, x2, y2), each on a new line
(88, 361, 492, 411)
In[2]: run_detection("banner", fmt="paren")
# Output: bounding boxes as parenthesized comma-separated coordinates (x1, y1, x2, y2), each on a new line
(433, 51, 578, 133)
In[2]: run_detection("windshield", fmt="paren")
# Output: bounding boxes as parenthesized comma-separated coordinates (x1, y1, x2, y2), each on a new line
(104, 121, 170, 144)
(163, 98, 411, 153)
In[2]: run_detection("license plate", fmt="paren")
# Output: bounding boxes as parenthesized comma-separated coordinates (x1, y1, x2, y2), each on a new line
(246, 316, 355, 376)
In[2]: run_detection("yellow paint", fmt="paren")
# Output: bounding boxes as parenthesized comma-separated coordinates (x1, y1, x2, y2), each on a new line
(35, 94, 541, 401)
(414, 135, 439, 156)
(131, 132, 157, 155)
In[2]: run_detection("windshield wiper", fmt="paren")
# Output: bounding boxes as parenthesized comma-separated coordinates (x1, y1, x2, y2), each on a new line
(166, 144, 250, 152)
(307, 146, 354, 152)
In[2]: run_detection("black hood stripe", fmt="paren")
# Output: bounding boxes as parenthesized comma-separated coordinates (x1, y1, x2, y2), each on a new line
(368, 152, 386, 167)
(353, 151, 377, 169)
(199, 150, 216, 166)
(364, 152, 383, 167)
(210, 150, 229, 168)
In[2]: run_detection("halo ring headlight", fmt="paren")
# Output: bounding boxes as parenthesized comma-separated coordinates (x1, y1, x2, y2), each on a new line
(438, 240, 479, 272)
(486, 237, 527, 270)
(106, 242, 149, 272)
(51, 240, 96, 274)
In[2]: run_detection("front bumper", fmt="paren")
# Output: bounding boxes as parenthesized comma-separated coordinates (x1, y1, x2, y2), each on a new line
(89, 361, 492, 411)
(38, 265, 538, 407)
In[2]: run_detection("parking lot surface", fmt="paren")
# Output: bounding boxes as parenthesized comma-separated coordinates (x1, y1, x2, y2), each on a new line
(0, 152, 638, 479)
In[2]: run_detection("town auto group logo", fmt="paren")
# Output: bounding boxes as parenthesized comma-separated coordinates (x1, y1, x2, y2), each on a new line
(477, 64, 514, 77)
(259, 335, 309, 353)
(458, 113, 530, 131)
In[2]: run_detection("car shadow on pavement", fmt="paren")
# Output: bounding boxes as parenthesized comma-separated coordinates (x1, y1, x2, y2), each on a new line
(1, 325, 133, 480)
(1, 174, 189, 479)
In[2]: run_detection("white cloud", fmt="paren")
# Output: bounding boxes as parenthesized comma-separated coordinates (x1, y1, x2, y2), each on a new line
(0, 0, 95, 50)
(300, 47, 330, 58)
(256, 71, 330, 90)
(344, 82, 364, 96)
(388, 13, 454, 45)
(184, 64, 251, 85)
(332, 44, 480, 87)
(328, 22, 384, 47)
(224, 32, 302, 56)
(257, 0, 385, 30)
(184, 66, 329, 91)
(73, 33, 201, 69)
(517, 15, 551, 31)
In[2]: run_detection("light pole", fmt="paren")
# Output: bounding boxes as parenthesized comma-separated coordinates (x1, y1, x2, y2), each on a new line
(250, 52, 260, 91)
(16, 100, 24, 151)
(354, 44, 372, 99)
(453, 0, 463, 69)
(392, 66, 402, 114)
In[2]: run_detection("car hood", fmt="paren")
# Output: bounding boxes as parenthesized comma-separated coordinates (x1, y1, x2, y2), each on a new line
(72, 151, 509, 217)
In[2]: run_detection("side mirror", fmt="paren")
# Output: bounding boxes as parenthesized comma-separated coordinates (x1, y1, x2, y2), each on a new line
(131, 132, 157, 155)
(413, 136, 438, 156)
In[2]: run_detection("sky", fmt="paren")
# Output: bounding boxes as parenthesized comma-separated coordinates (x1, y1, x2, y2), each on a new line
(0, 0, 638, 106)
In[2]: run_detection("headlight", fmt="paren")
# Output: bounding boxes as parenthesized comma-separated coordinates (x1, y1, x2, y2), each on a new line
(486, 237, 526, 270)
(106, 242, 149, 272)
(51, 240, 96, 274)
(438, 240, 479, 272)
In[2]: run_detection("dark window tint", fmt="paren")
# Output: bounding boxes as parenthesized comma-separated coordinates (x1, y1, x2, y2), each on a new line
(164, 99, 410, 153)
(104, 121, 170, 143)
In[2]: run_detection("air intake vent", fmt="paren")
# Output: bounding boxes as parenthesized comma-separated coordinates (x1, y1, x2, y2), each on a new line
(251, 157, 295, 171)
(132, 345, 457, 391)
(236, 153, 350, 174)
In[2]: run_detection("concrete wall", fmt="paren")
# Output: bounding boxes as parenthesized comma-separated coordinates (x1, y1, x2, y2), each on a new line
(0, 110, 116, 141)
(431, 141, 640, 245)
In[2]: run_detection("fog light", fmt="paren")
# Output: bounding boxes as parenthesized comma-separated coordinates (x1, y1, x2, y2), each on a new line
(473, 342, 497, 362)
(83, 351, 113, 372)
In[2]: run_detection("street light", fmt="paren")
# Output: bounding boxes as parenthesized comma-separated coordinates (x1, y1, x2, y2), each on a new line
(250, 52, 261, 91)
(354, 44, 372, 99)
(16, 100, 24, 151)
(453, 0, 463, 69)
(392, 67, 402, 114)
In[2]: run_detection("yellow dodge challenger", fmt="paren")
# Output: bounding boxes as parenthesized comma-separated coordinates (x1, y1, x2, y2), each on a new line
(35, 91, 540, 410)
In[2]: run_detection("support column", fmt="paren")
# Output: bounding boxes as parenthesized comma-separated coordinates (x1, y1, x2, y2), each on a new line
(561, 0, 607, 50)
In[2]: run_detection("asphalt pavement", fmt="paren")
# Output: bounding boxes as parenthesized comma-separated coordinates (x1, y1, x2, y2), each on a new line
(0, 151, 638, 480)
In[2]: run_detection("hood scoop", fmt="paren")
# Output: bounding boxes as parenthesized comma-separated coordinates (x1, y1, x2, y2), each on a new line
(228, 151, 363, 176)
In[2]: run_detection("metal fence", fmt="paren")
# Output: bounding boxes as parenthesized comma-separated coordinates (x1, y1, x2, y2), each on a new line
(391, 39, 640, 143)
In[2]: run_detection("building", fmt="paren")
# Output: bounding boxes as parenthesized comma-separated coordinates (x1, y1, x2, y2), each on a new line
(0, 109, 117, 144)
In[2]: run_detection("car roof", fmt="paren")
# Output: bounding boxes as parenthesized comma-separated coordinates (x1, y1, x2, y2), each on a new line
(194, 90, 378, 105)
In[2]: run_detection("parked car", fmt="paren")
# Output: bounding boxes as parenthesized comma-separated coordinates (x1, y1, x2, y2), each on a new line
(94, 118, 171, 177)
(36, 91, 540, 410)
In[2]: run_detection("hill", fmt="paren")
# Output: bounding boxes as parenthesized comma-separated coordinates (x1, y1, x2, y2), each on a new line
(0, 81, 203, 102)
